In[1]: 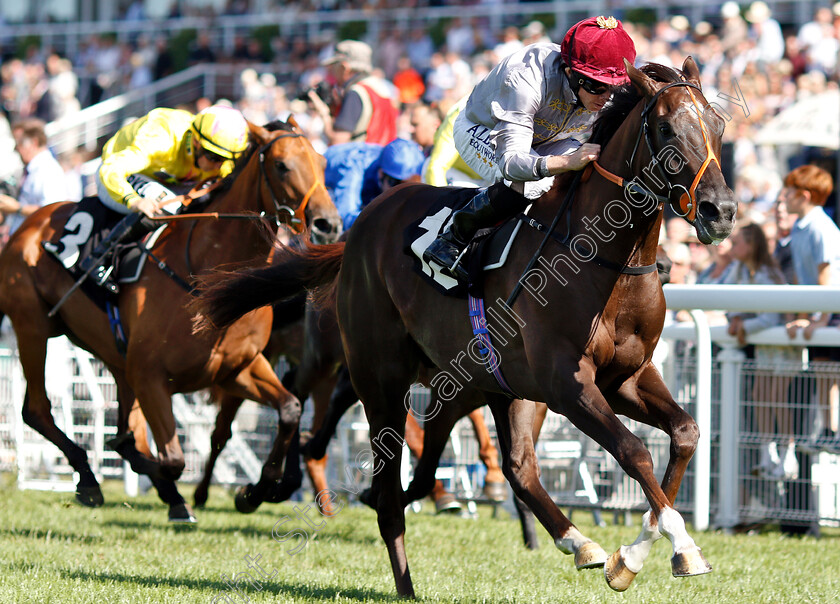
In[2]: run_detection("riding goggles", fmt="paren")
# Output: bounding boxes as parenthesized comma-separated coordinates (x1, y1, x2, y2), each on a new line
(572, 71, 610, 96)
(198, 145, 227, 164)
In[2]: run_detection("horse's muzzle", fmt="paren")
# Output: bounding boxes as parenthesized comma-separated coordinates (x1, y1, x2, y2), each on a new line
(693, 197, 737, 244)
(310, 217, 343, 244)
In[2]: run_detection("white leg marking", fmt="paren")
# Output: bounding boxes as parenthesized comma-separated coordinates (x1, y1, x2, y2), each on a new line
(621, 510, 662, 574)
(554, 526, 590, 555)
(658, 506, 698, 556)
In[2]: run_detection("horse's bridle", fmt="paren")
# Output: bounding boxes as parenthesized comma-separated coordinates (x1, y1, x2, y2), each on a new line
(590, 81, 721, 223)
(258, 131, 327, 231)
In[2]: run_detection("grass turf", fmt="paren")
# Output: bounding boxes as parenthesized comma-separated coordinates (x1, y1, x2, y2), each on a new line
(0, 478, 837, 603)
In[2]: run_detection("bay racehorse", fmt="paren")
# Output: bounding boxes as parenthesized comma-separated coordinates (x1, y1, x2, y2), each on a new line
(195, 59, 736, 593)
(0, 117, 341, 521)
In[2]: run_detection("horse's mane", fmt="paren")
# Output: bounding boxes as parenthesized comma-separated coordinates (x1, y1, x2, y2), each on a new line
(204, 118, 298, 202)
(588, 63, 685, 147)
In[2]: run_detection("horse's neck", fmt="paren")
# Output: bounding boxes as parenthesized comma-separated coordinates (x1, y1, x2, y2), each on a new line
(191, 159, 272, 267)
(572, 109, 662, 267)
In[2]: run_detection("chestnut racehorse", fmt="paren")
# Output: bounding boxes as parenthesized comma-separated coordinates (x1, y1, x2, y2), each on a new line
(196, 59, 736, 593)
(0, 118, 341, 521)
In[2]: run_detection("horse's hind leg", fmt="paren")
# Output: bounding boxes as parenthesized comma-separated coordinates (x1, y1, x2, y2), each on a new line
(488, 396, 606, 569)
(602, 364, 710, 591)
(344, 330, 420, 597)
(16, 332, 103, 507)
(194, 391, 244, 508)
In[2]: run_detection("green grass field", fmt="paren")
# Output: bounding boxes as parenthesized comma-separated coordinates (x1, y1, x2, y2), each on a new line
(0, 477, 838, 603)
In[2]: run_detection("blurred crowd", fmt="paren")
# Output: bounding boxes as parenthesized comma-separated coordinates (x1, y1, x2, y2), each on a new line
(1, 2, 840, 263)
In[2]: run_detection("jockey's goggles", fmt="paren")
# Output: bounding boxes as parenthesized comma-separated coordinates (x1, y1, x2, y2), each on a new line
(572, 71, 610, 96)
(198, 145, 227, 165)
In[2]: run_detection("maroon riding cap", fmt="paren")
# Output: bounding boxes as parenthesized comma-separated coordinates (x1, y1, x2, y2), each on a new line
(561, 16, 637, 85)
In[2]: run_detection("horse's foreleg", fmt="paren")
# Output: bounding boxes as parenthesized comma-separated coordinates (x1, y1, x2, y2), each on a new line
(403, 396, 466, 514)
(467, 408, 506, 502)
(303, 366, 357, 460)
(304, 375, 337, 514)
(509, 401, 549, 549)
(611, 364, 700, 503)
(221, 353, 302, 513)
(601, 363, 708, 590)
(194, 391, 244, 508)
(488, 396, 606, 568)
(17, 334, 102, 508)
(556, 372, 709, 591)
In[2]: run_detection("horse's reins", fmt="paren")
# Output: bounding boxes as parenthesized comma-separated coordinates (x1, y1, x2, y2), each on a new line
(590, 81, 721, 224)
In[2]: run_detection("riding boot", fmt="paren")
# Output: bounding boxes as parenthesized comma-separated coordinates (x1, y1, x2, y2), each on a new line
(423, 182, 529, 281)
(79, 212, 155, 294)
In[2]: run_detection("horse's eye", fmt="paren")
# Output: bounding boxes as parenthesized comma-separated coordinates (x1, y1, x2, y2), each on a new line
(274, 160, 290, 176)
(658, 123, 673, 137)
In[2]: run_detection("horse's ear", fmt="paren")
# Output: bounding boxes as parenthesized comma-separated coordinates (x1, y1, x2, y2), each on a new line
(247, 120, 270, 144)
(625, 59, 659, 98)
(287, 115, 300, 130)
(682, 56, 701, 87)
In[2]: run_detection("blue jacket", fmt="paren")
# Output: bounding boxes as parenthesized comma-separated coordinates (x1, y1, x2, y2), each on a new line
(324, 142, 384, 230)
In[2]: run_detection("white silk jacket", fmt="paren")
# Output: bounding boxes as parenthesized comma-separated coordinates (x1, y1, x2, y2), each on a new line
(462, 42, 599, 182)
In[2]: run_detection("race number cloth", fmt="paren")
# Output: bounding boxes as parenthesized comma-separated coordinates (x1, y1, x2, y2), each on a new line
(41, 197, 124, 311)
(404, 187, 525, 297)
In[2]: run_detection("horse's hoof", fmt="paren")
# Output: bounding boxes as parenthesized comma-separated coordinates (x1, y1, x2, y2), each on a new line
(193, 486, 208, 509)
(234, 485, 259, 514)
(671, 548, 713, 577)
(169, 502, 197, 523)
(75, 486, 104, 508)
(575, 541, 608, 570)
(434, 493, 462, 514)
(604, 550, 637, 592)
(482, 480, 507, 503)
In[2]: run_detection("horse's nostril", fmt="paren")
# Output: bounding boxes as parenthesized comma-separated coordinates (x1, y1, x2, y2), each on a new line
(698, 200, 737, 225)
(697, 201, 720, 223)
(312, 218, 334, 233)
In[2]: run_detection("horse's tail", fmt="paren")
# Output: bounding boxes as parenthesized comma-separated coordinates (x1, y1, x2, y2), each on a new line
(193, 241, 345, 330)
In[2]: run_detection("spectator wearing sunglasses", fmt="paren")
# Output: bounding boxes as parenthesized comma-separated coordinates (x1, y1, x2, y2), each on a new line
(79, 105, 250, 293)
(324, 137, 425, 231)
(424, 16, 636, 281)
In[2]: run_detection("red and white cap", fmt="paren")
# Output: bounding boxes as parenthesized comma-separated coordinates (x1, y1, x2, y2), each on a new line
(561, 16, 637, 85)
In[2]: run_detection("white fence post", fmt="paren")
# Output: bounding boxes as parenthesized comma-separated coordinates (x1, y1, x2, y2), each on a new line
(689, 309, 711, 531)
(716, 345, 745, 529)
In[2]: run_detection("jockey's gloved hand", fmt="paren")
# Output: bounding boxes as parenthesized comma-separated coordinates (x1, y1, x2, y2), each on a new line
(131, 196, 162, 218)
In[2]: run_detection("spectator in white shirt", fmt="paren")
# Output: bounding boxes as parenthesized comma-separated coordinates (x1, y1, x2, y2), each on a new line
(745, 1, 785, 65)
(0, 119, 69, 236)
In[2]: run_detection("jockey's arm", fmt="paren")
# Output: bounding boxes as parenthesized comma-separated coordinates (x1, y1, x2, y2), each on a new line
(495, 120, 599, 181)
(99, 145, 155, 209)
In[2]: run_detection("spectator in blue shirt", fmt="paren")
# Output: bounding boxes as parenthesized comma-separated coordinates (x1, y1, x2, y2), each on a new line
(324, 138, 425, 231)
(779, 164, 840, 455)
(0, 119, 69, 240)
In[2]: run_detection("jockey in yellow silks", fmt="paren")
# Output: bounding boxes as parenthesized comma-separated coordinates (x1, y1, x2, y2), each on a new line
(81, 105, 250, 292)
